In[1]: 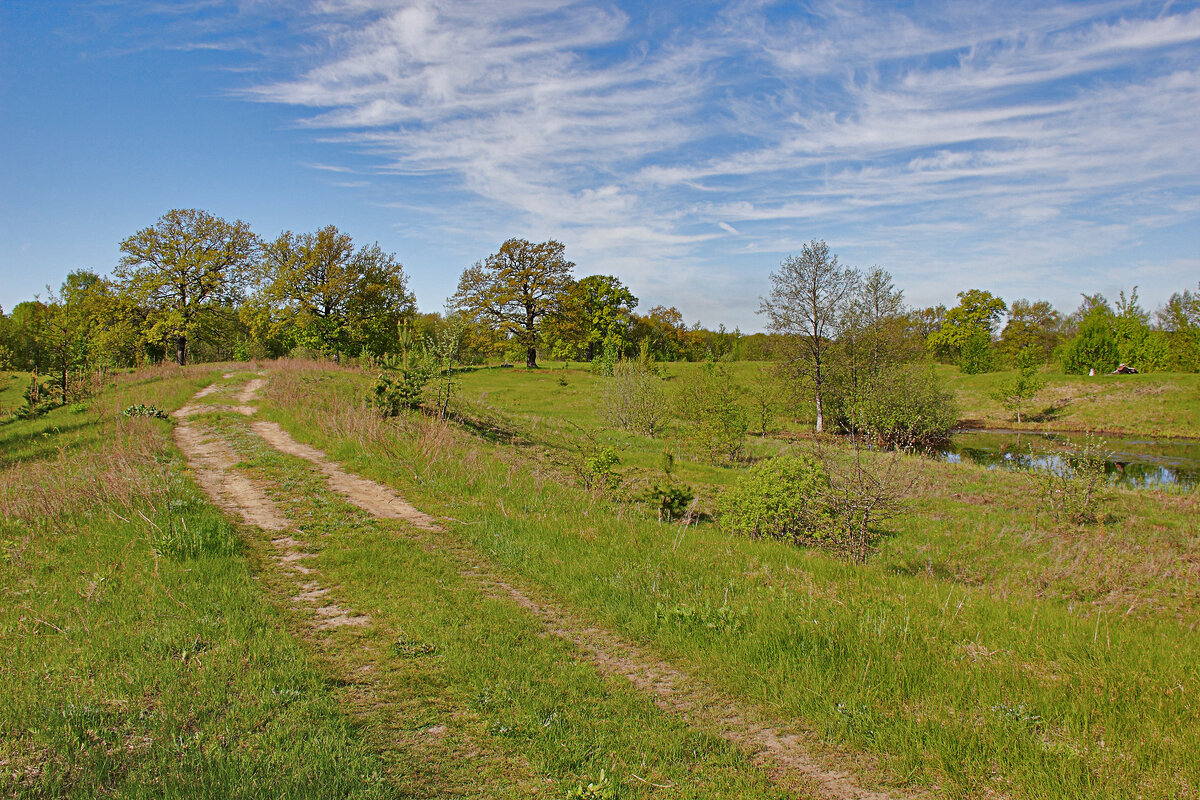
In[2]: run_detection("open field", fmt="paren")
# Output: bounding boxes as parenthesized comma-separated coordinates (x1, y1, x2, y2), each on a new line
(3, 361, 1198, 799)
(943, 366, 1200, 439)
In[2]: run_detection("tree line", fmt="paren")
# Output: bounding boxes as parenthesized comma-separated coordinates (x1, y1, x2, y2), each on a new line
(2, 209, 1198, 415)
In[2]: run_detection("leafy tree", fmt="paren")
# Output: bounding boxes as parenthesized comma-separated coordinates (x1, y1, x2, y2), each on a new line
(1113, 287, 1167, 372)
(453, 238, 574, 369)
(630, 305, 700, 362)
(909, 305, 946, 339)
(115, 209, 259, 365)
(760, 239, 857, 433)
(999, 299, 1061, 364)
(1157, 282, 1200, 371)
(926, 289, 1006, 368)
(5, 300, 48, 372)
(958, 327, 995, 374)
(991, 346, 1046, 423)
(549, 275, 638, 362)
(260, 226, 415, 361)
(1061, 302, 1119, 374)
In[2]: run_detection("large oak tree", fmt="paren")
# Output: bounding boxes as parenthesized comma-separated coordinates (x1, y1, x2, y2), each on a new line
(258, 225, 415, 360)
(115, 209, 259, 365)
(453, 238, 574, 368)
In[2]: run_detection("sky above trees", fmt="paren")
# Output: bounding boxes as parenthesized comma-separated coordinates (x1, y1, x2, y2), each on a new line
(2, 0, 1198, 331)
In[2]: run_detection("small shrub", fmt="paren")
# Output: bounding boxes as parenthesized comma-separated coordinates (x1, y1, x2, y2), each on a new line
(717, 453, 831, 541)
(676, 361, 749, 463)
(639, 480, 694, 522)
(123, 403, 169, 420)
(991, 347, 1046, 423)
(602, 360, 668, 437)
(584, 446, 621, 490)
(958, 328, 996, 374)
(1033, 432, 1113, 524)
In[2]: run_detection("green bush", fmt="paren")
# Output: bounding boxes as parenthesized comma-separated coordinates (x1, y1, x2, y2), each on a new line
(638, 480, 694, 522)
(958, 328, 995, 374)
(842, 364, 957, 448)
(717, 454, 831, 541)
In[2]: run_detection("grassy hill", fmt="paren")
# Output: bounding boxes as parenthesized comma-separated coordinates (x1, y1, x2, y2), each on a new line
(2, 361, 1197, 799)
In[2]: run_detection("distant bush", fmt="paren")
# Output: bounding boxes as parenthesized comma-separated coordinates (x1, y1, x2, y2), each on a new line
(675, 361, 749, 463)
(638, 480, 694, 522)
(717, 454, 831, 541)
(602, 360, 668, 437)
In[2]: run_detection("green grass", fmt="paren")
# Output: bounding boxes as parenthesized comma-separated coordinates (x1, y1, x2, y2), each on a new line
(0, 366, 396, 799)
(258, 362, 1200, 799)
(942, 365, 1200, 438)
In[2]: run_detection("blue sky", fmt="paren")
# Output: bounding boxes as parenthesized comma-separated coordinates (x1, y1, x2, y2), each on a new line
(2, 0, 1198, 332)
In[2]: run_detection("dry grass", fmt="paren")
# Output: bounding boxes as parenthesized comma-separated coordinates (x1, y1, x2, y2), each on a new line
(0, 421, 173, 528)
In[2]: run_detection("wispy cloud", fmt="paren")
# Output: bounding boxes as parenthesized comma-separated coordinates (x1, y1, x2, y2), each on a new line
(152, 0, 1200, 323)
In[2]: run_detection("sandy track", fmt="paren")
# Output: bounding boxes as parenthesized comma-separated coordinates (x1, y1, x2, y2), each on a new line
(172, 381, 369, 630)
(250, 420, 441, 530)
(236, 380, 906, 800)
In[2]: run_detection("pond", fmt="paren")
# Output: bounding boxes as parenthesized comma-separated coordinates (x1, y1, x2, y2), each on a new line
(938, 429, 1200, 490)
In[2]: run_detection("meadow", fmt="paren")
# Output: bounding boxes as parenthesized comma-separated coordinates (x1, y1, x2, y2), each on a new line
(2, 360, 1197, 799)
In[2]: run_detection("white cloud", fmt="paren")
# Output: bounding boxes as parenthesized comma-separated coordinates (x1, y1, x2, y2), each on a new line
(204, 0, 1200, 326)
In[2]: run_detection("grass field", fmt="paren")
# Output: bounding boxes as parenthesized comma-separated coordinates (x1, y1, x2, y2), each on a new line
(943, 366, 1200, 438)
(2, 360, 1197, 799)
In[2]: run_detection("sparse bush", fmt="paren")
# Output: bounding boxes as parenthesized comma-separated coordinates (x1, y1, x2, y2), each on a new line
(717, 453, 831, 541)
(676, 360, 749, 463)
(1033, 432, 1113, 524)
(991, 347, 1046, 423)
(602, 360, 668, 437)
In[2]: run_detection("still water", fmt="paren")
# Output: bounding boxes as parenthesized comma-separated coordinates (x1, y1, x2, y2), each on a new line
(939, 429, 1200, 490)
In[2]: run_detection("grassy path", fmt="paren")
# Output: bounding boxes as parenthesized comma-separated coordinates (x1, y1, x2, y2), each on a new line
(175, 375, 822, 798)
(253, 362, 1200, 800)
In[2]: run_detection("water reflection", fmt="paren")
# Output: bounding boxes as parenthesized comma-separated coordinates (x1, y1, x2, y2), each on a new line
(938, 430, 1200, 490)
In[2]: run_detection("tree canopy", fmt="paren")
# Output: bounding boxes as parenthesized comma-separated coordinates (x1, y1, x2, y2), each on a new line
(115, 208, 259, 365)
(452, 238, 575, 368)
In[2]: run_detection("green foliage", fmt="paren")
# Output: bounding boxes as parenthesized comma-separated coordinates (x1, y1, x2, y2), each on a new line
(565, 769, 618, 800)
(371, 325, 434, 417)
(638, 480, 694, 521)
(717, 453, 831, 541)
(927, 289, 1006, 363)
(148, 513, 241, 559)
(1061, 305, 1119, 374)
(957, 327, 995, 374)
(583, 446, 622, 490)
(675, 361, 749, 463)
(1031, 432, 1113, 524)
(115, 208, 259, 366)
(122, 403, 169, 419)
(842, 363, 958, 448)
(453, 238, 575, 368)
(991, 347, 1046, 422)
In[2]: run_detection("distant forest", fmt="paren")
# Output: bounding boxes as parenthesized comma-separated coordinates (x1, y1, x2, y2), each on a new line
(3, 209, 1198, 409)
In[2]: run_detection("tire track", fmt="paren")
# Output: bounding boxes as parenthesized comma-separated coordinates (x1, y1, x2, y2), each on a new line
(245, 393, 910, 800)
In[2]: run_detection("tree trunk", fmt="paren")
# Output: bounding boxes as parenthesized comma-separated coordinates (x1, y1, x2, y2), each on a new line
(526, 346, 537, 369)
(176, 335, 187, 366)
(815, 390, 824, 434)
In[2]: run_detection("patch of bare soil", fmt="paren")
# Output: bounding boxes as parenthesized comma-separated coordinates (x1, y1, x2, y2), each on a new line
(171, 414, 290, 532)
(235, 378, 267, 404)
(249, 420, 440, 530)
(173, 382, 370, 630)
(246, 408, 907, 800)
